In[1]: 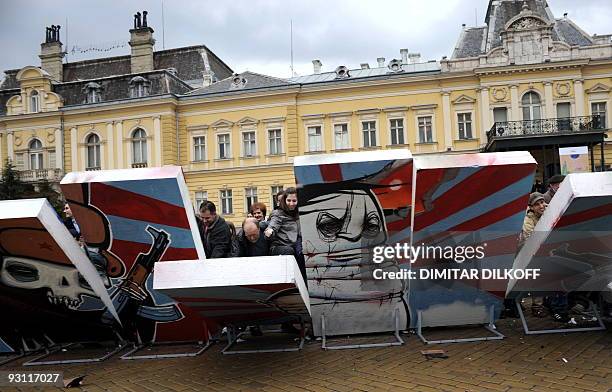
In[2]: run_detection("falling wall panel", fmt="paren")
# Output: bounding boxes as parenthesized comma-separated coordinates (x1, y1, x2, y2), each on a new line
(60, 166, 208, 343)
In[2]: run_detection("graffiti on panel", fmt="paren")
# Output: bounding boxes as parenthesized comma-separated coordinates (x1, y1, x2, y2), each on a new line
(409, 153, 536, 327)
(60, 167, 209, 343)
(295, 152, 413, 336)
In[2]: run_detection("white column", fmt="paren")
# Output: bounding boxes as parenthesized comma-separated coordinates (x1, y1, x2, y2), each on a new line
(574, 79, 585, 116)
(70, 127, 78, 171)
(153, 116, 162, 167)
(544, 82, 554, 118)
(442, 92, 452, 151)
(7, 131, 14, 162)
(54, 128, 63, 169)
(106, 122, 114, 169)
(116, 121, 124, 168)
(510, 85, 520, 121)
(480, 87, 490, 142)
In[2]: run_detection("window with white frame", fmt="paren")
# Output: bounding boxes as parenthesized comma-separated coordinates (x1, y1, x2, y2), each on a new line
(86, 134, 101, 169)
(242, 131, 256, 157)
(521, 91, 541, 121)
(194, 191, 208, 211)
(457, 113, 473, 140)
(307, 126, 323, 152)
(592, 102, 607, 128)
(129, 76, 149, 98)
(493, 107, 508, 123)
(268, 129, 282, 155)
(389, 118, 405, 145)
(48, 150, 56, 169)
(30, 90, 40, 113)
(84, 82, 102, 104)
(418, 116, 434, 143)
(362, 121, 377, 147)
(220, 189, 233, 215)
(334, 123, 350, 149)
(15, 154, 25, 170)
(193, 136, 206, 161)
(245, 187, 258, 211)
(29, 139, 43, 169)
(131, 128, 148, 165)
(271, 185, 283, 208)
(217, 134, 230, 159)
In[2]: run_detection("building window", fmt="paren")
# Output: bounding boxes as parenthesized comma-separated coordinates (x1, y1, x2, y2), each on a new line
(48, 150, 56, 169)
(389, 118, 404, 145)
(521, 92, 541, 121)
(217, 134, 230, 159)
(86, 134, 101, 169)
(84, 82, 102, 104)
(29, 139, 43, 170)
(362, 121, 377, 147)
(193, 136, 206, 161)
(194, 191, 208, 211)
(457, 113, 473, 140)
(592, 102, 607, 129)
(129, 76, 149, 98)
(268, 129, 282, 155)
(334, 123, 350, 149)
(271, 185, 283, 208)
(30, 90, 40, 113)
(245, 187, 258, 211)
(242, 131, 256, 157)
(556, 103, 572, 131)
(307, 126, 323, 152)
(493, 107, 508, 123)
(131, 128, 147, 165)
(220, 189, 233, 215)
(417, 116, 433, 143)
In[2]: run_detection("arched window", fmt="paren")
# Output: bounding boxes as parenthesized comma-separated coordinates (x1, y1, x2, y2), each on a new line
(86, 133, 101, 169)
(131, 128, 147, 166)
(522, 92, 541, 121)
(84, 82, 102, 104)
(30, 90, 40, 113)
(129, 76, 149, 98)
(29, 138, 43, 170)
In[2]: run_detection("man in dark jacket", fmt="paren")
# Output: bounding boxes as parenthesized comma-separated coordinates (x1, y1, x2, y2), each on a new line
(198, 201, 231, 259)
(237, 217, 269, 257)
(63, 203, 81, 240)
(543, 174, 565, 203)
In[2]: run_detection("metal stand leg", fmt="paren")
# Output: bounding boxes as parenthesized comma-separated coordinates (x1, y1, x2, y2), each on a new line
(23, 330, 126, 366)
(222, 319, 305, 355)
(321, 309, 405, 350)
(516, 297, 606, 335)
(416, 305, 505, 344)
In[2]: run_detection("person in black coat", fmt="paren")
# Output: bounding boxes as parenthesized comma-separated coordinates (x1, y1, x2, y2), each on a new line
(62, 203, 81, 240)
(197, 201, 231, 259)
(237, 217, 269, 257)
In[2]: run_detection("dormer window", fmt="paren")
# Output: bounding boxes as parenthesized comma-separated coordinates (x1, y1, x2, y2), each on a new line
(387, 59, 403, 73)
(335, 66, 350, 79)
(230, 74, 247, 89)
(30, 90, 40, 113)
(129, 76, 150, 98)
(84, 82, 102, 103)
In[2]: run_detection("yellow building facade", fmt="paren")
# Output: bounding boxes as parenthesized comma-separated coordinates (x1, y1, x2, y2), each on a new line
(1, 1, 611, 225)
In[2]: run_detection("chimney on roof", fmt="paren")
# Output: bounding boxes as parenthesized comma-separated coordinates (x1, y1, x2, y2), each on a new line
(408, 53, 421, 64)
(377, 57, 385, 67)
(39, 25, 65, 82)
(400, 49, 409, 64)
(312, 59, 322, 74)
(129, 10, 155, 74)
(360, 63, 370, 69)
(563, 12, 568, 18)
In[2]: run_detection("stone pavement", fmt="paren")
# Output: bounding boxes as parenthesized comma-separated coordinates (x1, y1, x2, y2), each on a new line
(1, 318, 611, 392)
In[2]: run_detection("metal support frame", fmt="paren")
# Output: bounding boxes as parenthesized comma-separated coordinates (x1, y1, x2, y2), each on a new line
(416, 305, 504, 344)
(222, 318, 305, 355)
(321, 308, 404, 350)
(0, 334, 56, 366)
(120, 340, 212, 360)
(22, 330, 125, 366)
(515, 298, 606, 335)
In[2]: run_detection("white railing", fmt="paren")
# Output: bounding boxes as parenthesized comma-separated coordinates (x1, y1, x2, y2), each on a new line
(18, 168, 64, 182)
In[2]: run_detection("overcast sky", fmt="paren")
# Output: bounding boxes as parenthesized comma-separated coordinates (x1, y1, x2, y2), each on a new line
(1, 0, 611, 80)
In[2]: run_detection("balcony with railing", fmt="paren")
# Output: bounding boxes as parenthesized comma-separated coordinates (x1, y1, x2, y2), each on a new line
(18, 168, 64, 183)
(485, 115, 606, 151)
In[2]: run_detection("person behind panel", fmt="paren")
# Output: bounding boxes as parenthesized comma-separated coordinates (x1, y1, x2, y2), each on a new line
(197, 201, 231, 258)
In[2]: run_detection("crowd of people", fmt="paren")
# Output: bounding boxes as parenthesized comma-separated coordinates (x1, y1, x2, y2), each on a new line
(195, 187, 307, 281)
